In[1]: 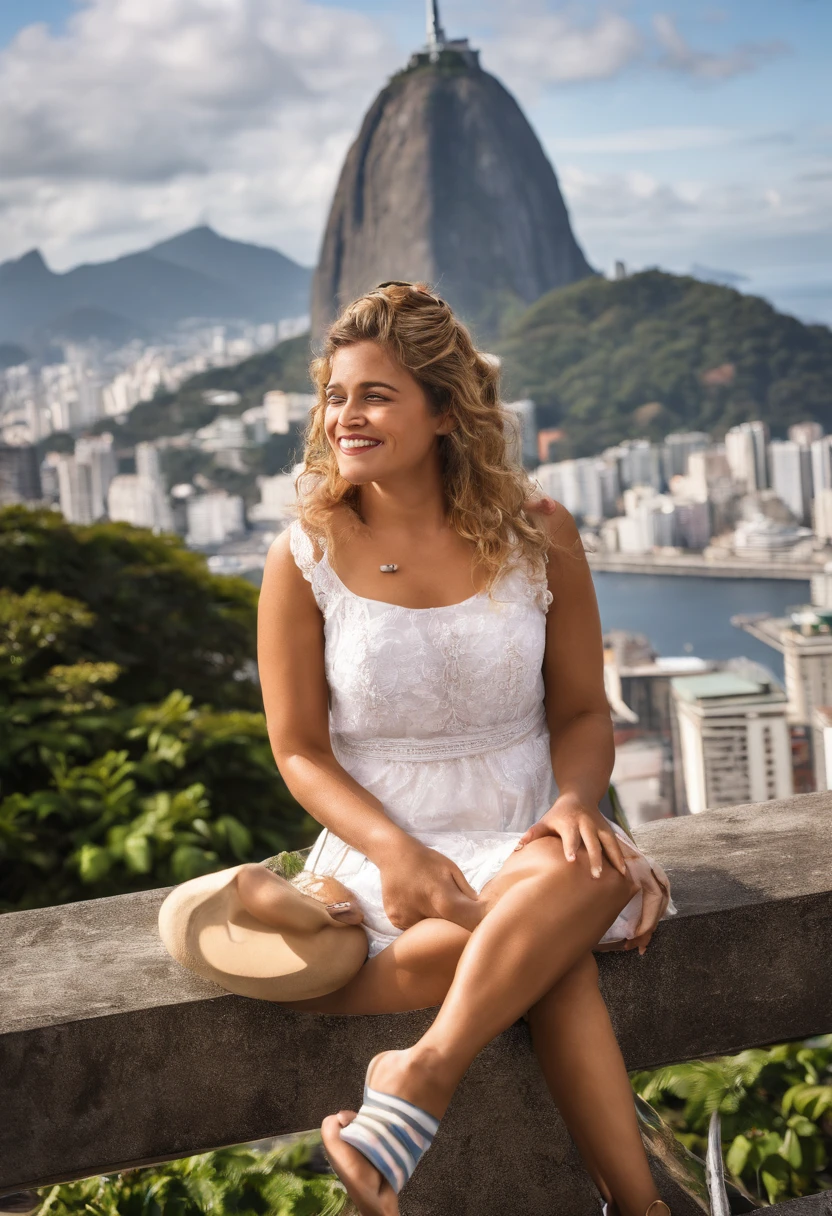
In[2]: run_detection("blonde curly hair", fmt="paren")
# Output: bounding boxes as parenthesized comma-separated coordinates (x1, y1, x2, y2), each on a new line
(296, 280, 550, 596)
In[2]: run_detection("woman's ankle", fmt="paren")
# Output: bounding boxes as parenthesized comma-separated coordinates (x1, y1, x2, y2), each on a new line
(370, 1044, 458, 1116)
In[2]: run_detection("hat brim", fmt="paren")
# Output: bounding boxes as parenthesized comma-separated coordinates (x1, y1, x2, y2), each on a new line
(158, 866, 368, 1001)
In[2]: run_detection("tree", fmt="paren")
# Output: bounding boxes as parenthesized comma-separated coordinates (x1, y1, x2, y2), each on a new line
(0, 506, 261, 709)
(497, 271, 832, 456)
(631, 1036, 832, 1204)
(35, 1135, 348, 1216)
(0, 513, 316, 912)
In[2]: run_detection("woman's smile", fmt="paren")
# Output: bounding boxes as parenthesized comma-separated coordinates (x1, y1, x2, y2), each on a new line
(337, 435, 384, 454)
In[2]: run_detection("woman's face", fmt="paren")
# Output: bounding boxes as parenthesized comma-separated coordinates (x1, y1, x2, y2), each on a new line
(324, 340, 453, 485)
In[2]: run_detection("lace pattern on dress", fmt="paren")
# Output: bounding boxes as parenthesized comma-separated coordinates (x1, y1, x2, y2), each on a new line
(288, 519, 553, 616)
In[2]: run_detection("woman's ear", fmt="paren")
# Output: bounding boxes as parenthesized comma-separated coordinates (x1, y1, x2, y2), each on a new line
(436, 412, 458, 437)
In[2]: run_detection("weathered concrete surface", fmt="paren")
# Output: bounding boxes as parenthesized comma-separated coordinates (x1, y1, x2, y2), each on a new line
(2, 794, 832, 1211)
(770, 1196, 832, 1215)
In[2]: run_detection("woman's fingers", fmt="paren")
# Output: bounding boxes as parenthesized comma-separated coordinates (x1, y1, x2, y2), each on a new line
(579, 821, 605, 877)
(523, 495, 558, 514)
(515, 820, 549, 848)
(633, 867, 666, 938)
(597, 826, 629, 876)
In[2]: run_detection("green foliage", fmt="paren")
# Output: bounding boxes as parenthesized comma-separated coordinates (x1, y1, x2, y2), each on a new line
(497, 270, 832, 456)
(0, 513, 317, 911)
(35, 1136, 348, 1216)
(631, 1035, 832, 1205)
(93, 333, 313, 448)
(0, 506, 260, 709)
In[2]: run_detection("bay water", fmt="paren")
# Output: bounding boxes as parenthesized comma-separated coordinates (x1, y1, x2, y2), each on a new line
(592, 572, 810, 679)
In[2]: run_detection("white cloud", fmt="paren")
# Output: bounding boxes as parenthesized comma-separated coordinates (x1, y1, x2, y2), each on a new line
(549, 126, 740, 155)
(0, 0, 399, 267)
(481, 8, 643, 91)
(559, 161, 832, 258)
(653, 13, 787, 81)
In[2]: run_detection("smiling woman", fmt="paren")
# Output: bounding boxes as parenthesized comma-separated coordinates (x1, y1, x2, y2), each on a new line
(165, 280, 676, 1216)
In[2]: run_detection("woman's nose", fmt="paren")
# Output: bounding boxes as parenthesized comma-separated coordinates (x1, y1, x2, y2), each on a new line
(338, 396, 366, 425)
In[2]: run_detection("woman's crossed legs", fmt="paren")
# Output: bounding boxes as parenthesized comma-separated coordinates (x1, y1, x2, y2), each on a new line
(287, 837, 661, 1216)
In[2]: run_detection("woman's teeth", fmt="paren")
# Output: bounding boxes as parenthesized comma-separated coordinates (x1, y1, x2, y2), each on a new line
(339, 438, 381, 449)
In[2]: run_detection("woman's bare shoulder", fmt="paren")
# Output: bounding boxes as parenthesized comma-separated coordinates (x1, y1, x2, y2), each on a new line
(536, 501, 582, 550)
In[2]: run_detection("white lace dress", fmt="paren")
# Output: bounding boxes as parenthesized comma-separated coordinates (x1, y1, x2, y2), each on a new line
(290, 519, 677, 959)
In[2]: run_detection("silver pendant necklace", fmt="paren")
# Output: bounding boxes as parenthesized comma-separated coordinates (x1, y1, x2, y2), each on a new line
(379, 563, 399, 573)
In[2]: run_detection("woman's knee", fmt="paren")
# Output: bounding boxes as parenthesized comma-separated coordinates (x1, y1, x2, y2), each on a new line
(401, 917, 471, 979)
(521, 836, 638, 907)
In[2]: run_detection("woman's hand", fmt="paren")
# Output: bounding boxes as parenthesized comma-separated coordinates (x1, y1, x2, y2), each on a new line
(522, 493, 558, 515)
(516, 794, 672, 955)
(376, 838, 483, 933)
(595, 835, 672, 954)
(515, 792, 630, 879)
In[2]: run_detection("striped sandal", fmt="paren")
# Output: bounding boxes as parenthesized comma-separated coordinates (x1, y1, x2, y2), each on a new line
(324, 1053, 440, 1212)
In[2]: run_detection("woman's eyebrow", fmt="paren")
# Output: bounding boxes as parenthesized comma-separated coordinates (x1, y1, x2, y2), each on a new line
(325, 380, 400, 392)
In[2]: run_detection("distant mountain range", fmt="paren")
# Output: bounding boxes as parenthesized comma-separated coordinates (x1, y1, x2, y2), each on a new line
(0, 226, 313, 351)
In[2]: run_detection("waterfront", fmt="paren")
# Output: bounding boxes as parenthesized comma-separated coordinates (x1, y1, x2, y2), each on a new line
(592, 572, 810, 678)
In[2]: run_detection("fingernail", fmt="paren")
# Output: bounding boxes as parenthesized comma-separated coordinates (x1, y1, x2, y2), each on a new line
(566, 852, 575, 861)
(514, 842, 524, 851)
(592, 868, 601, 878)
(327, 901, 351, 909)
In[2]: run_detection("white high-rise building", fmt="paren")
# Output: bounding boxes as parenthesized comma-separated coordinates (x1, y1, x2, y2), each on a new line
(186, 491, 245, 547)
(769, 439, 813, 524)
(813, 488, 832, 542)
(615, 440, 662, 492)
(249, 473, 299, 522)
(263, 391, 316, 435)
(58, 434, 116, 524)
(504, 399, 538, 468)
(535, 457, 614, 522)
(107, 442, 173, 532)
(810, 436, 832, 496)
(725, 422, 768, 492)
(662, 432, 710, 481)
(789, 422, 823, 447)
(672, 666, 792, 813)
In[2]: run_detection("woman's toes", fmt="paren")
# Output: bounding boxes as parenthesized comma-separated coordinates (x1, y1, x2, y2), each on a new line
(321, 1112, 399, 1216)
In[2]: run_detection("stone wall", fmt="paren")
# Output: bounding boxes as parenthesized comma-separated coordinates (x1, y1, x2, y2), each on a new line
(2, 794, 831, 1213)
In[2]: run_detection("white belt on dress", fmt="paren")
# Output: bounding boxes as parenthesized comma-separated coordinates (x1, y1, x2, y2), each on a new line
(331, 703, 548, 763)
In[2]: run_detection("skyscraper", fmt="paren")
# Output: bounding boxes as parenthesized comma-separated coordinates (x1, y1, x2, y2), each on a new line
(769, 439, 813, 524)
(725, 422, 769, 492)
(672, 666, 792, 813)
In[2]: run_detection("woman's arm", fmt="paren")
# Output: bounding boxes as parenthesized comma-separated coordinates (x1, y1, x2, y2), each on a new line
(257, 528, 482, 931)
(516, 504, 671, 950)
(516, 504, 626, 877)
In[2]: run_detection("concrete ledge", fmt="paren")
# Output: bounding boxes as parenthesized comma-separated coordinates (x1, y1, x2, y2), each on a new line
(2, 794, 832, 1213)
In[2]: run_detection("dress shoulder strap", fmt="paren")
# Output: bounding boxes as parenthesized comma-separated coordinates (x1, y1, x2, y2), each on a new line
(502, 529, 553, 614)
(288, 518, 322, 585)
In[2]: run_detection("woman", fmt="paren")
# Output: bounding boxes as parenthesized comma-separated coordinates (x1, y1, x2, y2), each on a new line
(256, 281, 677, 1216)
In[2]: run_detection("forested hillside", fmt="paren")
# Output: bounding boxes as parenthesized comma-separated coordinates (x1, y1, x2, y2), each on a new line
(496, 271, 832, 456)
(96, 271, 832, 463)
(0, 507, 314, 911)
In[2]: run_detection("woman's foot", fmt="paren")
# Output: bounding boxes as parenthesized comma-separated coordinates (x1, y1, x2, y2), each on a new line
(321, 1110, 400, 1216)
(320, 1048, 452, 1216)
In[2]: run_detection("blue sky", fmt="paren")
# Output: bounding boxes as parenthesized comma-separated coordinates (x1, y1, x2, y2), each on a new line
(0, 0, 829, 323)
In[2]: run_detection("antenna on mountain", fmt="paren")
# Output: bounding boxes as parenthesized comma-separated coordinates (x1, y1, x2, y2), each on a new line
(426, 0, 447, 59)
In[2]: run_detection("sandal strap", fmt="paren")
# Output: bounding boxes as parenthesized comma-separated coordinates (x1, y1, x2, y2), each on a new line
(340, 1085, 439, 1193)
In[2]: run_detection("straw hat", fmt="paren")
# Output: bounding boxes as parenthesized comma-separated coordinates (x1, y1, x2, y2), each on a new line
(158, 860, 368, 1001)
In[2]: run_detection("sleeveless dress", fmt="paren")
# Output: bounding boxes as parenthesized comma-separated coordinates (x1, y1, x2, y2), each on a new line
(289, 519, 677, 959)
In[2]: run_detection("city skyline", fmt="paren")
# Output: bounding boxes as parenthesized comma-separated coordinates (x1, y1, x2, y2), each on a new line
(0, 0, 829, 324)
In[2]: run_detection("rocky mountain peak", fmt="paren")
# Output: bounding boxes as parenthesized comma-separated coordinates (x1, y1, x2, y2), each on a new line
(311, 32, 593, 341)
